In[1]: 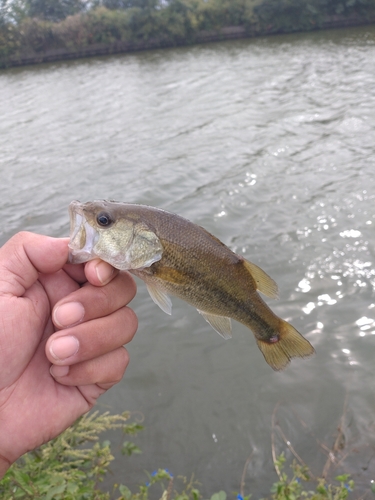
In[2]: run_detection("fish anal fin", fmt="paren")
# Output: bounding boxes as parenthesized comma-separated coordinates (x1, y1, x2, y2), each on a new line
(197, 310, 232, 340)
(243, 260, 279, 299)
(146, 283, 172, 315)
(256, 320, 315, 371)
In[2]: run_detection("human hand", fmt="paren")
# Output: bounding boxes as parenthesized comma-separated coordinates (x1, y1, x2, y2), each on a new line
(0, 232, 137, 478)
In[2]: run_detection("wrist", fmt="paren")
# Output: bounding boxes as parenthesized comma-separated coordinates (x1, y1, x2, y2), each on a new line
(0, 453, 11, 479)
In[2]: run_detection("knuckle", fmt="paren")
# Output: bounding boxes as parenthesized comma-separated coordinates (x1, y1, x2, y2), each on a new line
(93, 286, 113, 312)
(100, 348, 129, 385)
(111, 348, 129, 383)
(12, 231, 31, 243)
(119, 271, 137, 299)
(124, 307, 138, 337)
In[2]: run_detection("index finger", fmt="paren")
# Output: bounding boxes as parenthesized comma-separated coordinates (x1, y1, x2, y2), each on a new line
(52, 271, 136, 330)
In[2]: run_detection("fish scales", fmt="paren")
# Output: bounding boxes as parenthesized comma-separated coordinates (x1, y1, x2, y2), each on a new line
(143, 251, 275, 330)
(132, 216, 280, 336)
(68, 200, 315, 370)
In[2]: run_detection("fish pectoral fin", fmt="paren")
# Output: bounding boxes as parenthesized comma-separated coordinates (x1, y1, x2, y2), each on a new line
(146, 283, 172, 315)
(197, 310, 232, 340)
(243, 260, 279, 299)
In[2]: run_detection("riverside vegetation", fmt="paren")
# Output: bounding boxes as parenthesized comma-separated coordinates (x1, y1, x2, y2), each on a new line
(0, 407, 359, 499)
(1, 0, 375, 66)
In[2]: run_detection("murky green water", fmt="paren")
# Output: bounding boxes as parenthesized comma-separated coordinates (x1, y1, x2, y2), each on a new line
(1, 25, 375, 495)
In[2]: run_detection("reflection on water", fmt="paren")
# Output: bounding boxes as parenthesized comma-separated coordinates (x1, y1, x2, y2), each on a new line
(1, 25, 375, 494)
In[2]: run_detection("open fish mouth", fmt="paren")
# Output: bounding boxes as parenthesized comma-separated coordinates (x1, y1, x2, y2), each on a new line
(68, 200, 99, 264)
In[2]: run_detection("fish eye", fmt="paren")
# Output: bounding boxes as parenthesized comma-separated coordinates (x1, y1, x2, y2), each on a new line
(96, 212, 113, 227)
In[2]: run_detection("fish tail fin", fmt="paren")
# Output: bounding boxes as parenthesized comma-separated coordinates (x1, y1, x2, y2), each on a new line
(256, 320, 315, 371)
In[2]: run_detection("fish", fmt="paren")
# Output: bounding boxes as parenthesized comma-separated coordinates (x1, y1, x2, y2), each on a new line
(68, 200, 315, 370)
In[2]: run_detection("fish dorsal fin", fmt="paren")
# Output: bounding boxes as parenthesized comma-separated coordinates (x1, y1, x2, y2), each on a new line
(197, 310, 232, 340)
(146, 283, 172, 315)
(243, 260, 279, 299)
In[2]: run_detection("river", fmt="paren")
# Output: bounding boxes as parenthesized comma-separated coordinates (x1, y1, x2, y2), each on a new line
(1, 24, 375, 496)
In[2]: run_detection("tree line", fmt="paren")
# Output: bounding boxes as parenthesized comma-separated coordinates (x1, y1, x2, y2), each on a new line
(1, 0, 375, 65)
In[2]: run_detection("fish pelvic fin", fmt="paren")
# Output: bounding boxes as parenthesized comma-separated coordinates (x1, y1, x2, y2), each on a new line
(256, 320, 315, 371)
(146, 283, 172, 315)
(197, 310, 232, 340)
(243, 260, 279, 299)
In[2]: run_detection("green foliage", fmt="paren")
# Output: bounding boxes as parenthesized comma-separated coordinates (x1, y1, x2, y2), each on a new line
(83, 7, 132, 44)
(18, 17, 56, 51)
(197, 0, 256, 30)
(267, 453, 355, 500)
(115, 469, 204, 500)
(0, 410, 356, 500)
(1, 0, 375, 65)
(0, 0, 9, 24)
(25, 0, 86, 22)
(0, 0, 28, 24)
(210, 492, 227, 500)
(254, 0, 375, 34)
(0, 408, 215, 500)
(0, 411, 143, 500)
(318, 0, 375, 16)
(100, 0, 160, 10)
(0, 23, 20, 59)
(5, 0, 87, 23)
(253, 0, 322, 32)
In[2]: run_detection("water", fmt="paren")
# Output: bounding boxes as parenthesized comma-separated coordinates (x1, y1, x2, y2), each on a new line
(1, 25, 375, 495)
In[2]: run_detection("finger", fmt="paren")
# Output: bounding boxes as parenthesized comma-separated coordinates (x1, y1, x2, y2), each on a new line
(38, 270, 80, 311)
(46, 306, 138, 365)
(59, 260, 119, 289)
(62, 263, 87, 284)
(50, 346, 129, 388)
(39, 260, 121, 310)
(0, 232, 68, 297)
(52, 271, 136, 330)
(84, 259, 120, 286)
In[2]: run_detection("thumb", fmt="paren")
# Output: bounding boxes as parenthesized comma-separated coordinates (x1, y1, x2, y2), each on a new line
(0, 232, 69, 297)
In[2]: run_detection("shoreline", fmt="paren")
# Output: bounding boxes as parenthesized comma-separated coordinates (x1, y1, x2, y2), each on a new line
(2, 14, 375, 69)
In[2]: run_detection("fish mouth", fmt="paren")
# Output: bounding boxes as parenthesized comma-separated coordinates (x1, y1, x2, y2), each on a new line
(68, 200, 99, 264)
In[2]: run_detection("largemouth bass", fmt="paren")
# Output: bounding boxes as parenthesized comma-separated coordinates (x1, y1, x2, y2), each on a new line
(68, 200, 314, 370)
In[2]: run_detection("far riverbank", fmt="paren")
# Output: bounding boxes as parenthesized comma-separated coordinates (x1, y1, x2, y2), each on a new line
(2, 0, 375, 69)
(2, 16, 375, 69)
